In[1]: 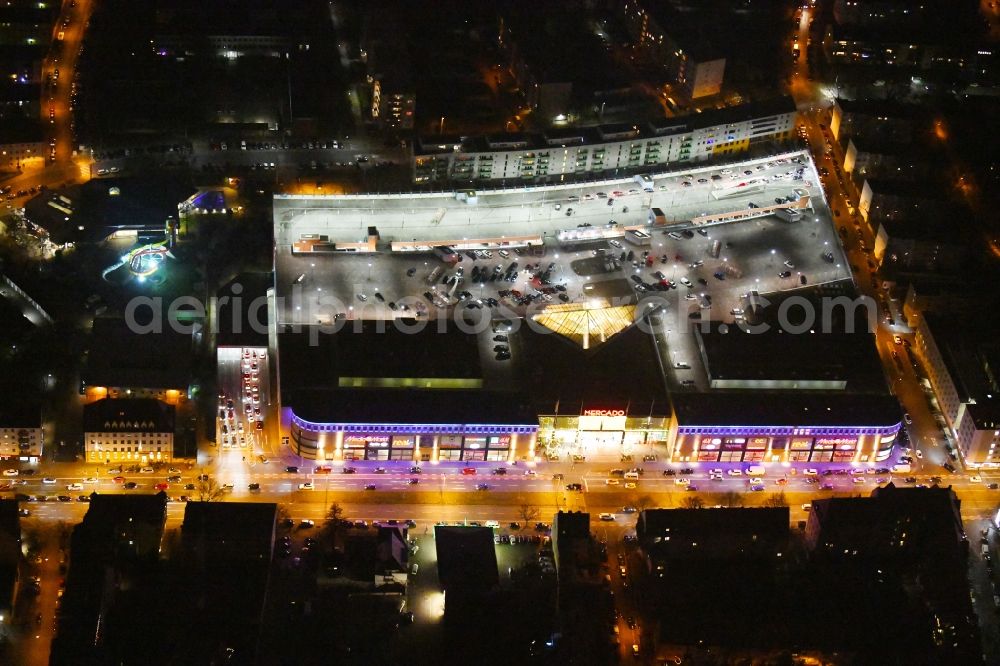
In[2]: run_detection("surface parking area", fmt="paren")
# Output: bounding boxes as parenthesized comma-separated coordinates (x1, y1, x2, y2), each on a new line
(272, 149, 852, 396)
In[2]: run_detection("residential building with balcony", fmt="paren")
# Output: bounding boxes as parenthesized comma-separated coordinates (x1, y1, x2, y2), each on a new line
(413, 97, 795, 185)
(0, 401, 42, 460)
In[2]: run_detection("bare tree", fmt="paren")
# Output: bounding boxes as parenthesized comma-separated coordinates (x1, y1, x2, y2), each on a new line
(518, 504, 540, 524)
(275, 505, 292, 531)
(636, 495, 655, 512)
(320, 502, 349, 551)
(325, 502, 345, 524)
(721, 491, 745, 508)
(55, 520, 72, 550)
(680, 496, 705, 509)
(195, 474, 226, 502)
(763, 491, 788, 508)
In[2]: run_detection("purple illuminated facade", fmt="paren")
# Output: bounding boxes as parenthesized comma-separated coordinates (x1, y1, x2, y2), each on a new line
(669, 423, 901, 464)
(288, 409, 539, 462)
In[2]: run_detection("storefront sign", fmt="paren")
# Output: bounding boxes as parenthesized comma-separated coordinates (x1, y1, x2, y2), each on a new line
(583, 409, 626, 417)
(465, 436, 487, 450)
(391, 435, 415, 449)
(699, 436, 721, 450)
(344, 435, 390, 448)
(747, 437, 769, 450)
(815, 437, 856, 450)
(487, 435, 511, 449)
(439, 435, 462, 449)
(790, 437, 813, 450)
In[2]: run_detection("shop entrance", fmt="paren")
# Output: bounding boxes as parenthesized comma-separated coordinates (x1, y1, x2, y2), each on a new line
(577, 430, 624, 455)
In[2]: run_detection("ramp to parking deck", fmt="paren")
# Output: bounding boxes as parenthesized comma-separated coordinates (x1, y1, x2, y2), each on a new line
(690, 191, 812, 227)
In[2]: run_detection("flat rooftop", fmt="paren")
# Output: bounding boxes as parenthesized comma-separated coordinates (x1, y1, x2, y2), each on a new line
(216, 272, 271, 348)
(277, 321, 483, 392)
(864, 178, 948, 200)
(434, 525, 499, 590)
(83, 318, 192, 391)
(286, 387, 538, 427)
(696, 321, 886, 391)
(512, 318, 670, 415)
(671, 392, 902, 429)
(638, 507, 789, 559)
(26, 177, 196, 245)
(416, 97, 796, 156)
(273, 149, 825, 322)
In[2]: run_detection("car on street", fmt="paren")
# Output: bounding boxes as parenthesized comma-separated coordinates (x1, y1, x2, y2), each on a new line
(42, 477, 56, 484)
(778, 271, 792, 278)
(461, 467, 477, 475)
(2, 469, 17, 477)
(298, 483, 314, 490)
(66, 483, 83, 491)
(599, 513, 615, 521)
(804, 468, 818, 476)
(124, 482, 138, 490)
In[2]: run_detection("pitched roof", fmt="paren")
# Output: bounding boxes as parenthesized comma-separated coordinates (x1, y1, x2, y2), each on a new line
(83, 398, 175, 433)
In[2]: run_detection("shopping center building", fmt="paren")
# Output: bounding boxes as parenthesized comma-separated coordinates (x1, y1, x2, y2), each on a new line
(669, 393, 902, 464)
(271, 146, 905, 466)
(278, 322, 539, 462)
(288, 388, 538, 462)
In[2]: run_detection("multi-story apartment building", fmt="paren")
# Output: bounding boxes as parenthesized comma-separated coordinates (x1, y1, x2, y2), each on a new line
(413, 97, 795, 185)
(0, 2, 58, 47)
(359, 5, 415, 131)
(0, 120, 45, 170)
(83, 398, 176, 464)
(832, 0, 943, 29)
(498, 6, 628, 121)
(842, 137, 928, 182)
(151, 0, 321, 59)
(830, 99, 919, 142)
(872, 218, 968, 275)
(857, 178, 950, 226)
(913, 314, 1000, 467)
(0, 402, 43, 461)
(620, 0, 725, 99)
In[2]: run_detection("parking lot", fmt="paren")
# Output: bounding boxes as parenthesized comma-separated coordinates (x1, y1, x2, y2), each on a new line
(272, 149, 851, 392)
(275, 151, 844, 319)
